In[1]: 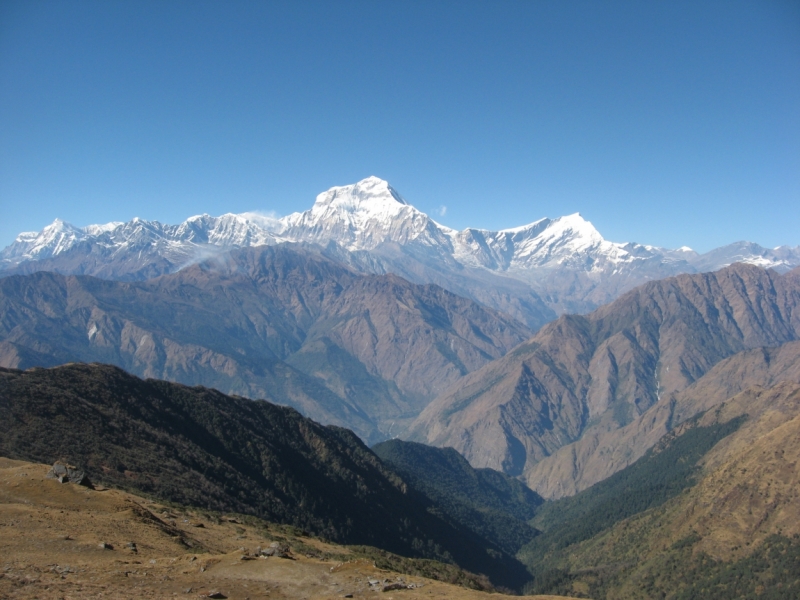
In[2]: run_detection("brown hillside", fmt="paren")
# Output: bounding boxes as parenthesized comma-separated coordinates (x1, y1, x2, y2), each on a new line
(0, 245, 531, 442)
(518, 382, 800, 599)
(526, 340, 800, 498)
(409, 264, 800, 487)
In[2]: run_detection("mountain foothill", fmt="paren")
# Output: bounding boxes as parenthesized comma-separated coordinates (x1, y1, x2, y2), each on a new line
(0, 245, 531, 444)
(2, 177, 800, 597)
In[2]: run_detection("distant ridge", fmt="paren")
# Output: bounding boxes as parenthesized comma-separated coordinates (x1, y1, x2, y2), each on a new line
(3, 177, 798, 316)
(0, 244, 532, 443)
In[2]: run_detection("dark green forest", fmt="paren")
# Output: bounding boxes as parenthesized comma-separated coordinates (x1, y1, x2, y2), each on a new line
(520, 415, 760, 598)
(373, 439, 543, 555)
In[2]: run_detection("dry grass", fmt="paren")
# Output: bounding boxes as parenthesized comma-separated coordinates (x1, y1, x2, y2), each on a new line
(0, 457, 575, 600)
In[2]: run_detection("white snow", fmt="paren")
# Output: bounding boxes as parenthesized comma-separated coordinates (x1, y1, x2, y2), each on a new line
(4, 177, 797, 278)
(84, 222, 124, 235)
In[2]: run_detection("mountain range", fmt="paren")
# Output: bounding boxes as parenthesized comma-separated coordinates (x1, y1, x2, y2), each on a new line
(0, 245, 530, 443)
(3, 177, 799, 320)
(2, 174, 800, 597)
(4, 248, 799, 499)
(3, 184, 800, 479)
(410, 263, 800, 497)
(3, 357, 799, 598)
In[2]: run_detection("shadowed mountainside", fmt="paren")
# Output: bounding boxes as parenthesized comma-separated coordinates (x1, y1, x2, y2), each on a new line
(0, 362, 534, 590)
(373, 439, 544, 555)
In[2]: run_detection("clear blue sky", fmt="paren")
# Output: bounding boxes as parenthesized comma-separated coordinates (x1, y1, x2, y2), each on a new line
(1, 0, 798, 252)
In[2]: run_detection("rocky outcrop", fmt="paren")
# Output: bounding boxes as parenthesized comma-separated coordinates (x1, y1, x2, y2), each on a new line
(46, 461, 91, 486)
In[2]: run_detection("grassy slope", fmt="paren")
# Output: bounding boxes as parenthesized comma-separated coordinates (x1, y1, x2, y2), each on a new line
(520, 382, 800, 599)
(0, 457, 570, 598)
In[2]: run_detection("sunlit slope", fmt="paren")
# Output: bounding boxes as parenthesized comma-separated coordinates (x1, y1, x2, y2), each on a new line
(520, 381, 800, 599)
(410, 264, 800, 497)
(0, 457, 577, 600)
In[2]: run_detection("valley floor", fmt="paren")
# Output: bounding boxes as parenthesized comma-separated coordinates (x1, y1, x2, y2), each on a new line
(0, 457, 572, 600)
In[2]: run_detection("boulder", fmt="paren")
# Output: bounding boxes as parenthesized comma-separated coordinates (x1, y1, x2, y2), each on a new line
(259, 542, 292, 558)
(46, 462, 91, 486)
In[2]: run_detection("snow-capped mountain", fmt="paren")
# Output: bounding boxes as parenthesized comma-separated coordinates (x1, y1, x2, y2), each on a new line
(2, 176, 798, 318)
(274, 177, 679, 273)
(689, 241, 800, 273)
(4, 213, 281, 265)
(0, 177, 674, 272)
(1, 212, 284, 281)
(277, 176, 452, 251)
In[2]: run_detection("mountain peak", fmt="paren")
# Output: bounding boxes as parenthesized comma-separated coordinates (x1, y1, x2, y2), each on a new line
(44, 218, 78, 232)
(498, 213, 598, 239)
(275, 176, 433, 250)
(550, 212, 603, 240)
(312, 176, 407, 210)
(12, 218, 76, 243)
(553, 211, 593, 228)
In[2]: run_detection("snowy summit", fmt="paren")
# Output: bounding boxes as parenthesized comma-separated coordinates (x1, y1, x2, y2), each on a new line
(2, 177, 799, 285)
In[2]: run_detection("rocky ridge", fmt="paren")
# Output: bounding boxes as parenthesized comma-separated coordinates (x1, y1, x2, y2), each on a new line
(409, 264, 800, 494)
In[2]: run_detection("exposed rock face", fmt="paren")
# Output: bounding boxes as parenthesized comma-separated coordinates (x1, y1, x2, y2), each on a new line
(408, 264, 800, 489)
(0, 245, 531, 442)
(260, 542, 292, 558)
(46, 462, 91, 486)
